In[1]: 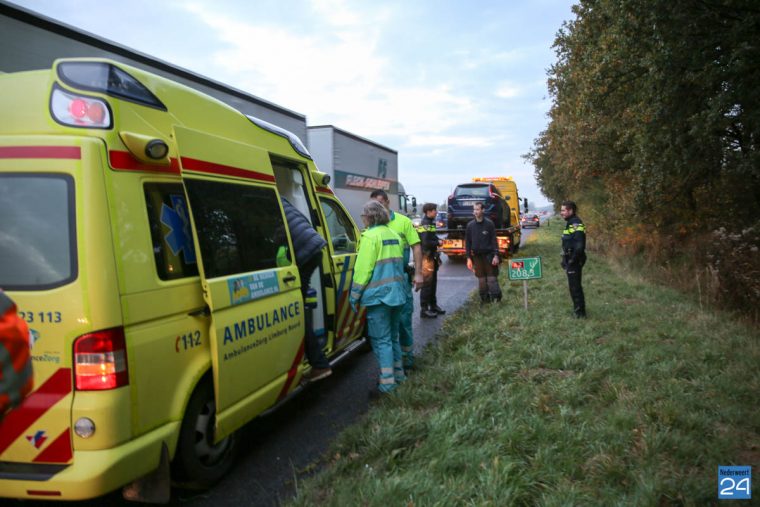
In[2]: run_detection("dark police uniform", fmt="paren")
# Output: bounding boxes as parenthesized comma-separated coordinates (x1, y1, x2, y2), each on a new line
(561, 215, 587, 317)
(416, 214, 443, 316)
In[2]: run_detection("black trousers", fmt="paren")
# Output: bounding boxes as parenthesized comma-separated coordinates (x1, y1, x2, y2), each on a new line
(566, 263, 585, 315)
(420, 253, 439, 308)
(300, 252, 330, 369)
(472, 254, 502, 302)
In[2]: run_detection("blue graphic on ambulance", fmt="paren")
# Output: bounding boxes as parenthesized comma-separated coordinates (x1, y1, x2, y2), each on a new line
(160, 194, 196, 264)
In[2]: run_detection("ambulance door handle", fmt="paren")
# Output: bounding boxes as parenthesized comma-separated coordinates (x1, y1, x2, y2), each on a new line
(283, 274, 297, 283)
(188, 305, 210, 317)
(335, 261, 344, 268)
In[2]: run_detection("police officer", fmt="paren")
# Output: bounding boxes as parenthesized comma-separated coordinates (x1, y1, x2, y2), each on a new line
(1, 289, 33, 422)
(370, 190, 423, 369)
(465, 202, 502, 303)
(280, 198, 332, 381)
(560, 200, 587, 318)
(416, 203, 445, 318)
(350, 201, 408, 395)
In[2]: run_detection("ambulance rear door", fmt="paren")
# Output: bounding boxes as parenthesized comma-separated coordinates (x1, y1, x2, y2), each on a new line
(175, 127, 304, 439)
(317, 193, 366, 349)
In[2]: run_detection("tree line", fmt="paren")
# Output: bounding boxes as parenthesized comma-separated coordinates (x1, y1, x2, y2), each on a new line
(527, 0, 760, 317)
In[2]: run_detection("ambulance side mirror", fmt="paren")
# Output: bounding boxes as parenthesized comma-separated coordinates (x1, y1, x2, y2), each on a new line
(120, 131, 170, 165)
(312, 171, 331, 187)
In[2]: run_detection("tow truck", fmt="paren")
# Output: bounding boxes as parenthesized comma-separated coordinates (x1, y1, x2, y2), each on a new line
(438, 224, 522, 260)
(440, 176, 528, 261)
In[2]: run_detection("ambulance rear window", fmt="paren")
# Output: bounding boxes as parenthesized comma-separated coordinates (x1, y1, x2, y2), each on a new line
(0, 174, 77, 290)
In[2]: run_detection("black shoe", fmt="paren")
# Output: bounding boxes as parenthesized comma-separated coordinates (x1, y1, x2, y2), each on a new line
(432, 305, 446, 314)
(574, 311, 587, 319)
(420, 308, 438, 318)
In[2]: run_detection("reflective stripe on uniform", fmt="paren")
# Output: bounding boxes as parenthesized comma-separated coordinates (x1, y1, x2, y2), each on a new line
(365, 275, 406, 291)
(374, 257, 401, 267)
(563, 223, 586, 235)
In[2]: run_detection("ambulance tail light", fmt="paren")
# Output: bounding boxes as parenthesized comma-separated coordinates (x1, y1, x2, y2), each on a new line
(51, 86, 112, 129)
(74, 327, 129, 391)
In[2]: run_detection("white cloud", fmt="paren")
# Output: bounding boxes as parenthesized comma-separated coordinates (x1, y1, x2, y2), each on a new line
(405, 134, 497, 148)
(308, 0, 362, 27)
(495, 82, 521, 99)
(180, 2, 476, 139)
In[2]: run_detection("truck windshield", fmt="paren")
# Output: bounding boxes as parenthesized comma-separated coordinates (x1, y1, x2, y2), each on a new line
(0, 174, 77, 290)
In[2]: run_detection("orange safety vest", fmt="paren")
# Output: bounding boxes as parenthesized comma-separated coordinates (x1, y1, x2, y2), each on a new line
(0, 290, 33, 419)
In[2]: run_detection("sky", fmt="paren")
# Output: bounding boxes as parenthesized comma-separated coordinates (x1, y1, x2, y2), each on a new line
(11, 0, 576, 208)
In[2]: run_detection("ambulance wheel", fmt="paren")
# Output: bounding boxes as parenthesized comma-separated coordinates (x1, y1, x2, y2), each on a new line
(172, 380, 238, 489)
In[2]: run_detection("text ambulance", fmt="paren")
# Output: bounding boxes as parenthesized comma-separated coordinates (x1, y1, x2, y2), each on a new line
(0, 58, 366, 501)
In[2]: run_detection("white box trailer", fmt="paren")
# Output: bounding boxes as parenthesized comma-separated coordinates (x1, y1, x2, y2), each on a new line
(307, 125, 416, 225)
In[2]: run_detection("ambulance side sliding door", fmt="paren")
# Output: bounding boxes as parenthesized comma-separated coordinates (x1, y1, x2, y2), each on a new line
(182, 177, 303, 439)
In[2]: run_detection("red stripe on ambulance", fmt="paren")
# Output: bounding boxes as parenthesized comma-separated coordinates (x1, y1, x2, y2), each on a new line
(109, 150, 180, 174)
(180, 156, 276, 183)
(277, 341, 305, 401)
(0, 368, 72, 455)
(0, 146, 81, 159)
(33, 428, 72, 463)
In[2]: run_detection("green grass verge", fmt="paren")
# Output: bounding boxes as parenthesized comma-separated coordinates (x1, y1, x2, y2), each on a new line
(288, 220, 760, 506)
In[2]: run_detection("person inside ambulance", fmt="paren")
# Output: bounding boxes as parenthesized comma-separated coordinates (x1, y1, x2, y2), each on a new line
(0, 289, 33, 423)
(279, 198, 333, 382)
(349, 201, 408, 396)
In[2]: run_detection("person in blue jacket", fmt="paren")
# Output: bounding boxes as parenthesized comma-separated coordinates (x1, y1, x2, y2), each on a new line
(280, 198, 332, 381)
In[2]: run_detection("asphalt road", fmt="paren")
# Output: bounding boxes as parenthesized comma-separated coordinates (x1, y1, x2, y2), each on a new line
(11, 230, 539, 507)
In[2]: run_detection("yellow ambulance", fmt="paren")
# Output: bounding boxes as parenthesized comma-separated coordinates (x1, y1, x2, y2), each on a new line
(0, 58, 366, 501)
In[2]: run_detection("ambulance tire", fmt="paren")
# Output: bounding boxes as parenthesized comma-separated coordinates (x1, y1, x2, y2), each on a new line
(172, 380, 238, 489)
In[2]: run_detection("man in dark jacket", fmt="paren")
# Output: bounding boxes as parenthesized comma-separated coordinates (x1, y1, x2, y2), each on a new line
(280, 198, 332, 381)
(465, 202, 502, 303)
(560, 200, 587, 318)
(416, 203, 445, 318)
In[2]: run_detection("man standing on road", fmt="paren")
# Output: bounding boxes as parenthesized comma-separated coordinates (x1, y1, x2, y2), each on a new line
(560, 200, 587, 318)
(416, 203, 445, 318)
(370, 190, 424, 369)
(465, 202, 502, 304)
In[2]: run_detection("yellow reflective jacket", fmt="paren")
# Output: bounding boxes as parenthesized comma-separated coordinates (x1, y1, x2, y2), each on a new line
(350, 225, 408, 307)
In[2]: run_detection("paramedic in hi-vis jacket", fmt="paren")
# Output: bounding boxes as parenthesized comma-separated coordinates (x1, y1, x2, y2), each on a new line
(350, 201, 409, 396)
(0, 289, 33, 423)
(370, 189, 422, 370)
